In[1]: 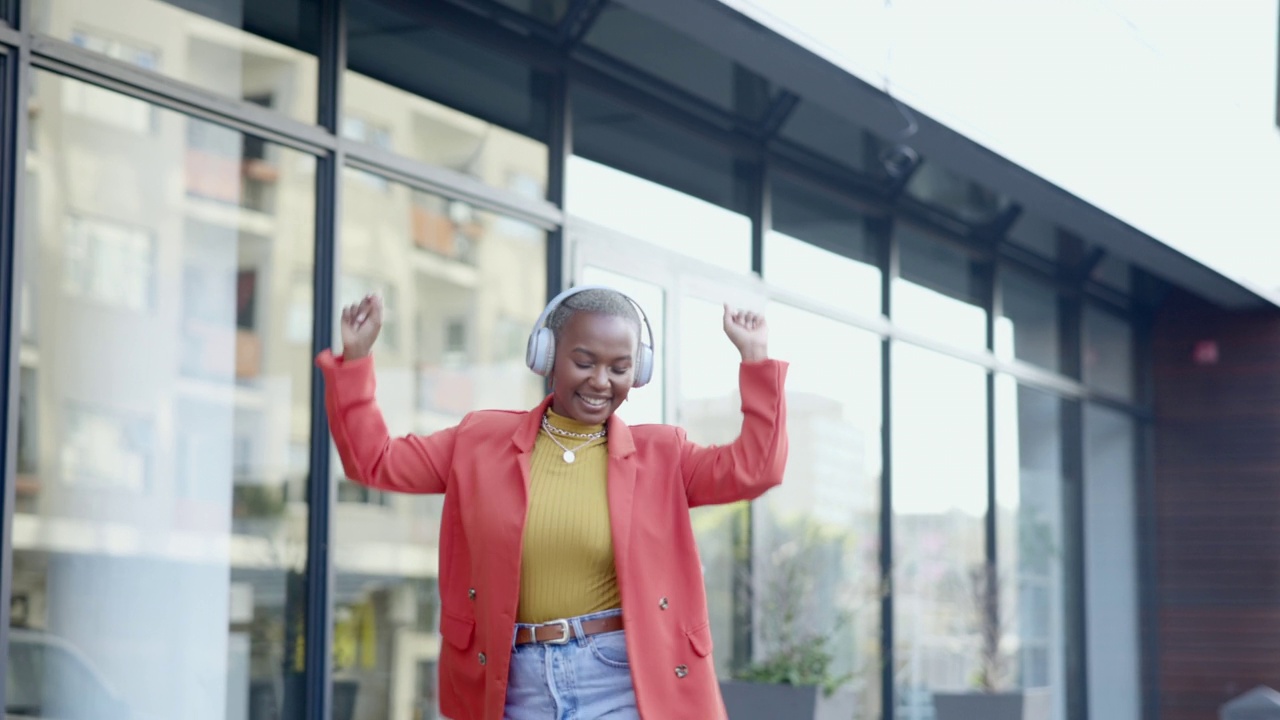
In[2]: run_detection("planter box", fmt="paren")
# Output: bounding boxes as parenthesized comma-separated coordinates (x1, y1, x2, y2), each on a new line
(933, 688, 1051, 720)
(720, 680, 856, 720)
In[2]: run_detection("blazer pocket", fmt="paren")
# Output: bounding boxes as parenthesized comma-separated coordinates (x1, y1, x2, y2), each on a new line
(440, 611, 476, 651)
(685, 621, 714, 658)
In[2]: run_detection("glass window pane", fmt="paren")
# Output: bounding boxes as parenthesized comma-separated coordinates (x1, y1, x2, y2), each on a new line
(676, 295, 751, 675)
(345, 0, 550, 198)
(752, 304, 882, 717)
(567, 155, 751, 276)
(1083, 305, 1134, 399)
(34, 0, 318, 123)
(995, 380, 1067, 717)
(892, 344, 988, 713)
(14, 70, 315, 720)
(1084, 405, 1140, 720)
(893, 226, 989, 350)
(997, 267, 1062, 372)
(332, 167, 546, 719)
(767, 174, 881, 316)
(569, 85, 752, 275)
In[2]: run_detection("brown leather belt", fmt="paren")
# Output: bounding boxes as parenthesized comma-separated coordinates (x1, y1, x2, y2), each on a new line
(514, 615, 625, 646)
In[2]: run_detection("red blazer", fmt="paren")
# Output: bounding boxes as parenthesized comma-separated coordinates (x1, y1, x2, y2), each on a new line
(317, 350, 789, 720)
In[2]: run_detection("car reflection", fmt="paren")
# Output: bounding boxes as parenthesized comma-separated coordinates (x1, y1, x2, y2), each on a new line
(5, 629, 133, 720)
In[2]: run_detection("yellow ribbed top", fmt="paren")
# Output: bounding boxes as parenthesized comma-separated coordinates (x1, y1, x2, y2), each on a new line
(516, 409, 620, 624)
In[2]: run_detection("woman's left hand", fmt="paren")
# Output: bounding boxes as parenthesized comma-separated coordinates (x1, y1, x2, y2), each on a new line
(723, 305, 769, 362)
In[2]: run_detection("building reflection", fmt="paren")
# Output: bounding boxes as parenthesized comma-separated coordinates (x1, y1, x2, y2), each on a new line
(12, 3, 544, 720)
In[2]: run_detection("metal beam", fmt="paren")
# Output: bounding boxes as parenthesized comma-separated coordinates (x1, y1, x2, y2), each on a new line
(303, 0, 344, 717)
(879, 213, 898, 720)
(754, 90, 798, 141)
(441, 0, 560, 42)
(612, 0, 1273, 310)
(557, 0, 606, 49)
(344, 141, 563, 230)
(30, 35, 335, 156)
(0, 33, 31, 720)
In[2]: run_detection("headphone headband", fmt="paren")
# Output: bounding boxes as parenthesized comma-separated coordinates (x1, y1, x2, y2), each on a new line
(531, 284, 656, 355)
(526, 284, 657, 387)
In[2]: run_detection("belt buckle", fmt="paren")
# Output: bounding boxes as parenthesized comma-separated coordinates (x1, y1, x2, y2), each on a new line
(541, 618, 571, 645)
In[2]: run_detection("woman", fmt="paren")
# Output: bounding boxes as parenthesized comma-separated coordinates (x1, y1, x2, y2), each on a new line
(317, 285, 788, 720)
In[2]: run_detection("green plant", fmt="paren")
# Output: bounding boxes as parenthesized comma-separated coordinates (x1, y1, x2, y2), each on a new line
(733, 528, 855, 697)
(968, 560, 1006, 693)
(736, 632, 852, 696)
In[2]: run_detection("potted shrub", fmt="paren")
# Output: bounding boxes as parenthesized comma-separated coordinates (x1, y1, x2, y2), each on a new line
(931, 561, 1049, 720)
(719, 532, 858, 720)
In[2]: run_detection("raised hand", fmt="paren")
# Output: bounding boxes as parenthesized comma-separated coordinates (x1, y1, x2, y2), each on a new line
(341, 294, 382, 360)
(722, 304, 768, 362)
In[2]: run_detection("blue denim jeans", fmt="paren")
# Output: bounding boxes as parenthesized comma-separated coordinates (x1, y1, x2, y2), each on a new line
(504, 608, 640, 720)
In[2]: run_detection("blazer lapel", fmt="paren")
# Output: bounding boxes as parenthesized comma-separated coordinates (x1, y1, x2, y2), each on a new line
(512, 395, 555, 501)
(605, 413, 638, 571)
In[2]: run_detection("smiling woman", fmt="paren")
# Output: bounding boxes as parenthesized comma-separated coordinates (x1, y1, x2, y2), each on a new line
(318, 282, 787, 720)
(544, 289, 646, 425)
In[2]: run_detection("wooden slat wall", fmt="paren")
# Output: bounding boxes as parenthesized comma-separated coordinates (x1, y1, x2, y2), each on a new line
(1152, 289, 1280, 720)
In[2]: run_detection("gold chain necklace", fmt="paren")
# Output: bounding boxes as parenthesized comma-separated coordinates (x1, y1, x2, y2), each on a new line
(541, 415, 605, 464)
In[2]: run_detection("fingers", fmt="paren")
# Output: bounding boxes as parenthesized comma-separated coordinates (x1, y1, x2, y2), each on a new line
(342, 294, 382, 329)
(723, 305, 765, 330)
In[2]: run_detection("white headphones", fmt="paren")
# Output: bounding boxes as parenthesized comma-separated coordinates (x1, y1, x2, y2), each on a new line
(525, 284, 656, 388)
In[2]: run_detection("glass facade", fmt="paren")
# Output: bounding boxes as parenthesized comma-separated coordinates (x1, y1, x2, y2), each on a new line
(35, 0, 320, 123)
(331, 169, 545, 719)
(760, 305, 882, 717)
(892, 344, 988, 714)
(0, 4, 1158, 720)
(13, 70, 316, 720)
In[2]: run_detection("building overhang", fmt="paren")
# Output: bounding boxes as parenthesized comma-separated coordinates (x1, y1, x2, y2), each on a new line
(615, 0, 1276, 310)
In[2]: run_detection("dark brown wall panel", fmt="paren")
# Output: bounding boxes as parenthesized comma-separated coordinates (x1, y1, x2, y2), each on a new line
(1152, 289, 1280, 720)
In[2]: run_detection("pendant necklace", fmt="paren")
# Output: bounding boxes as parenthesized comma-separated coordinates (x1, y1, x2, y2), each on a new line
(541, 415, 605, 464)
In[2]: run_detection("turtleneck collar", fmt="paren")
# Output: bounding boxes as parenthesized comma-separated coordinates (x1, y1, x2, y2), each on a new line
(545, 408, 606, 435)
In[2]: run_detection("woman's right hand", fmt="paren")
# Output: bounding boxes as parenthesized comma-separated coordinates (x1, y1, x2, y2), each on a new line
(340, 294, 382, 360)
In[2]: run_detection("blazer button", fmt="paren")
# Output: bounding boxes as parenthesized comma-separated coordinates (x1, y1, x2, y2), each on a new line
(659, 597, 669, 610)
(468, 588, 477, 601)
(478, 652, 487, 665)
(674, 665, 688, 678)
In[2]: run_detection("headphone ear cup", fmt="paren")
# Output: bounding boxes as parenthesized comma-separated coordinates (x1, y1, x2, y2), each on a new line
(632, 344, 654, 388)
(527, 327, 556, 377)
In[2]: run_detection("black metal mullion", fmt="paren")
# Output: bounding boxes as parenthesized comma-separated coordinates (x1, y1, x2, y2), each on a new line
(986, 260, 1000, 572)
(1060, 243, 1089, 720)
(545, 70, 569, 299)
(303, 1, 344, 719)
(1133, 305, 1160, 720)
(879, 214, 898, 720)
(0, 34, 29, 719)
(751, 158, 768, 278)
(1062, 399, 1088, 720)
(541, 70, 569, 402)
(10, 0, 26, 31)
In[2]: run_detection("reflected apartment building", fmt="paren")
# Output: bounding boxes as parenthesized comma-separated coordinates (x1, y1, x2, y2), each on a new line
(2, 2, 1279, 720)
(15, 3, 545, 719)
